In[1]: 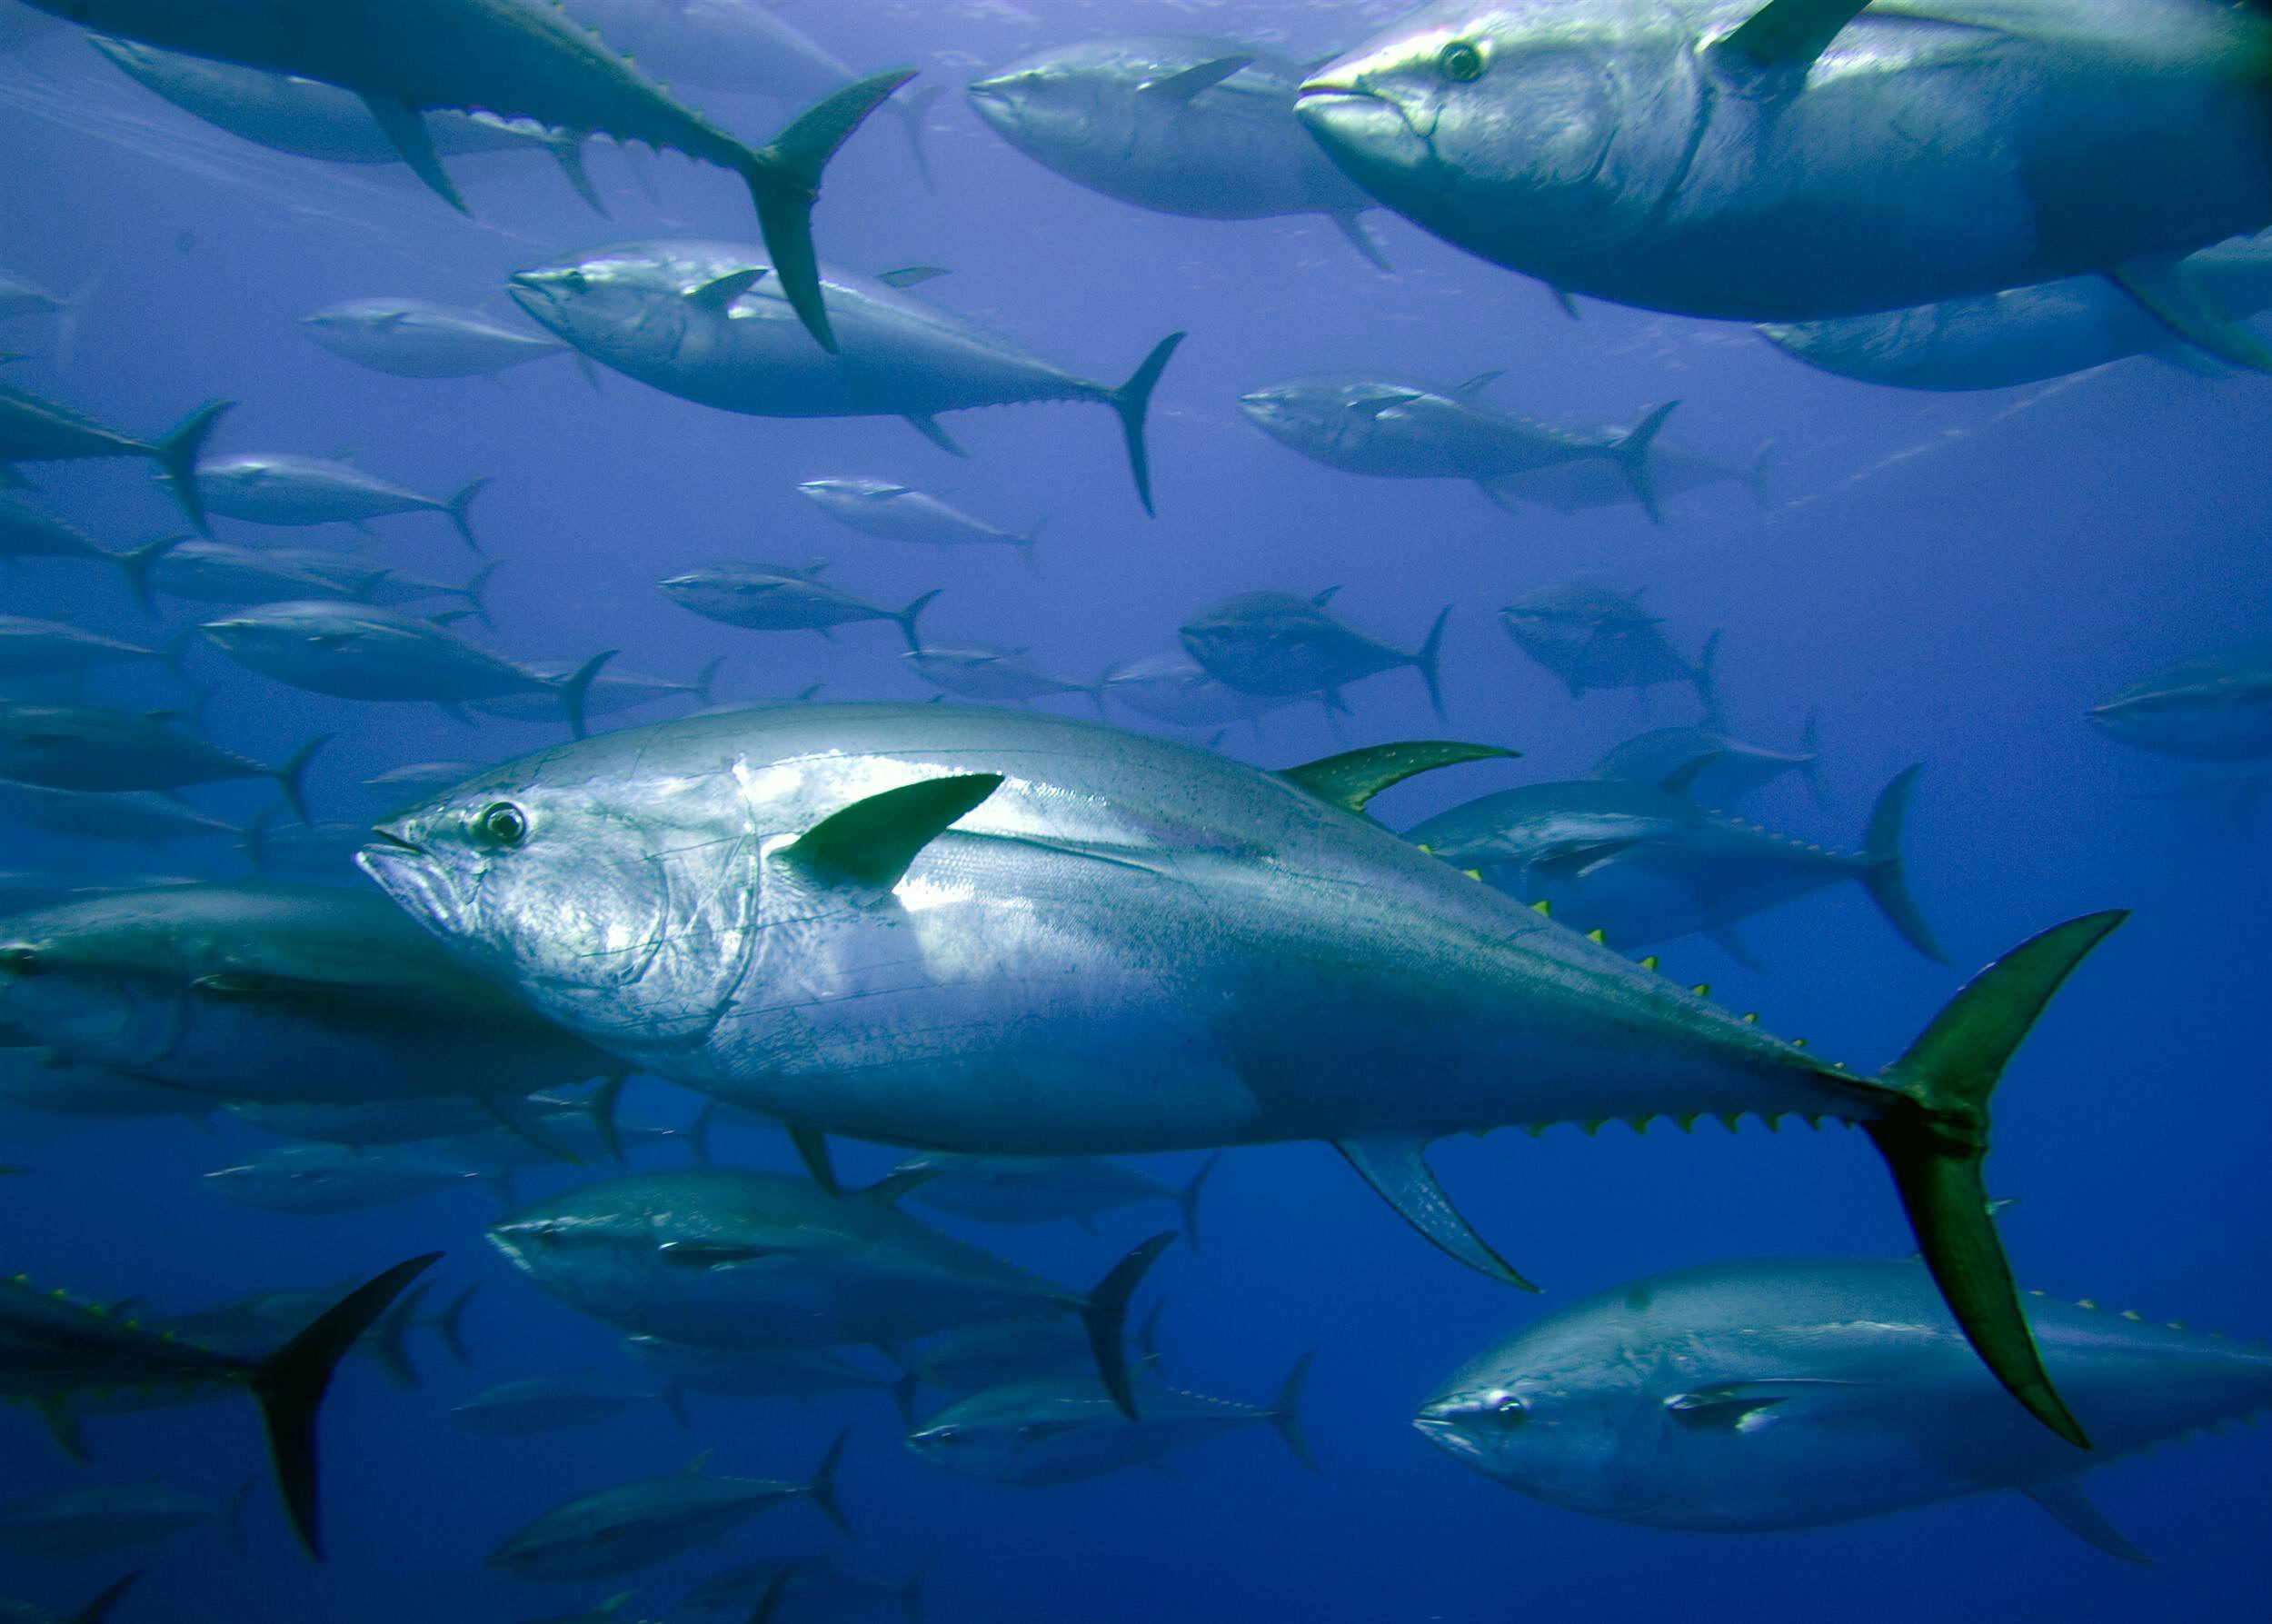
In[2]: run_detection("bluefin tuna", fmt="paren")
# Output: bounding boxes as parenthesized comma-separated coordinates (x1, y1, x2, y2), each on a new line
(198, 602, 614, 738)
(2091, 647, 2272, 762)
(1589, 716, 1822, 807)
(1099, 649, 1330, 730)
(1297, 0, 2272, 364)
(0, 1254, 436, 1556)
(0, 702, 324, 818)
(0, 781, 242, 848)
(1416, 1253, 2272, 1559)
(1484, 433, 1771, 521)
(194, 455, 489, 551)
(202, 1142, 490, 1215)
(88, 37, 617, 212)
(969, 37, 1387, 265)
(485, 1169, 1171, 1415)
(0, 884, 615, 1109)
(0, 1046, 217, 1123)
(1761, 235, 2272, 389)
(893, 1152, 1218, 1247)
(37, 3, 913, 349)
(0, 380, 226, 530)
(797, 478, 1041, 553)
(662, 563, 938, 652)
(906, 1355, 1314, 1485)
(486, 1442, 851, 1582)
(471, 658, 722, 725)
(0, 1481, 245, 1560)
(1501, 583, 1715, 706)
(451, 1373, 676, 1437)
(1181, 590, 1450, 716)
(300, 299, 572, 381)
(902, 647, 1099, 706)
(0, 500, 128, 569)
(507, 242, 1186, 513)
(359, 703, 2128, 1443)
(1239, 374, 1674, 517)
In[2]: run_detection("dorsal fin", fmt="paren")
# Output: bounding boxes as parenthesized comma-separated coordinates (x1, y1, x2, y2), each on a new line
(1659, 752, 1724, 797)
(1280, 741, 1516, 816)
(1717, 0, 1873, 74)
(1453, 369, 1504, 399)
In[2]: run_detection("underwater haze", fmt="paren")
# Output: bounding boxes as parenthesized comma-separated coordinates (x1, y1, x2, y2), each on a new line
(1, 3, 2267, 1623)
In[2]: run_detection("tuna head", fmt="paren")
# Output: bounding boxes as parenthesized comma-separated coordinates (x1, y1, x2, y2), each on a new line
(1413, 1320, 1674, 1519)
(359, 753, 762, 1061)
(1296, 1, 1699, 268)
(966, 45, 1131, 164)
(507, 245, 724, 378)
(0, 900, 197, 1074)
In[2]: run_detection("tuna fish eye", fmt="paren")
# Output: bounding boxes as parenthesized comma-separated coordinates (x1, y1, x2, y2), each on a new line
(1492, 1393, 1529, 1425)
(475, 802, 529, 848)
(1438, 40, 1488, 84)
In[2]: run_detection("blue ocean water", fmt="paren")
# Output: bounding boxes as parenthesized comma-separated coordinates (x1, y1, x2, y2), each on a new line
(0, 3, 2267, 1621)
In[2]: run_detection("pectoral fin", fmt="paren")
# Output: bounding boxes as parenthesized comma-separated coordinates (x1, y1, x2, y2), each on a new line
(1279, 740, 1516, 816)
(1140, 55, 1253, 104)
(359, 95, 466, 213)
(1334, 1135, 1536, 1290)
(2021, 1478, 2151, 1563)
(782, 773, 1004, 895)
(903, 413, 967, 457)
(657, 1242, 772, 1268)
(1707, 924, 1769, 972)
(1530, 839, 1641, 880)
(1664, 1378, 1870, 1433)
(876, 265, 952, 288)
(684, 268, 767, 313)
(2110, 254, 2272, 374)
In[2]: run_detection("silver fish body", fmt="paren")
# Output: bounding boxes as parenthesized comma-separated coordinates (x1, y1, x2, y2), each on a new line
(301, 299, 567, 380)
(2091, 646, 2272, 762)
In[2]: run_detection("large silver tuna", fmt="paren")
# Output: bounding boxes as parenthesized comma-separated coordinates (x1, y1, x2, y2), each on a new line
(360, 703, 2128, 1444)
(797, 478, 1041, 553)
(0, 701, 324, 817)
(661, 562, 938, 651)
(507, 242, 1185, 513)
(194, 454, 488, 551)
(2090, 646, 2272, 762)
(1238, 373, 1673, 516)
(969, 37, 1387, 265)
(1762, 235, 2272, 389)
(1417, 1253, 2272, 1559)
(1181, 590, 1451, 716)
(0, 380, 227, 530)
(1501, 583, 1714, 706)
(1297, 0, 2272, 354)
(34, 0, 912, 349)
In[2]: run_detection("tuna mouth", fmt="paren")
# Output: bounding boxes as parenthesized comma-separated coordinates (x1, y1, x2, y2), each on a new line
(365, 826, 427, 858)
(1294, 82, 1437, 174)
(963, 78, 1019, 127)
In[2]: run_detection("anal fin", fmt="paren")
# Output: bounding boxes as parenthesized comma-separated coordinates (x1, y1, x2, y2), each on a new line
(1334, 1135, 1536, 1290)
(2020, 1478, 2152, 1564)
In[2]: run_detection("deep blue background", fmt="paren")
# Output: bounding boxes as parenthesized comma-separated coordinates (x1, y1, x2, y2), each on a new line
(1, 2, 2266, 1620)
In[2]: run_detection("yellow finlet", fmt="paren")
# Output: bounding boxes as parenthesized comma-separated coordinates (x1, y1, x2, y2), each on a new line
(1585, 928, 1605, 943)
(1639, 955, 1659, 971)
(1529, 899, 1550, 915)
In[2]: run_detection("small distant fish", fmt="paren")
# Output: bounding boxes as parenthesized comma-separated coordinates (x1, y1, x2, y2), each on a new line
(0, 1254, 435, 1556)
(472, 656, 722, 724)
(624, 1338, 896, 1404)
(202, 1142, 492, 1215)
(1589, 715, 1821, 807)
(147, 1277, 476, 1394)
(117, 537, 357, 613)
(0, 498, 133, 570)
(0, 1480, 247, 1561)
(275, 551, 499, 621)
(0, 1570, 142, 1624)
(0, 780, 243, 846)
(894, 1152, 1218, 1247)
(194, 454, 489, 551)
(1099, 649, 1326, 729)
(301, 298, 570, 380)
(907, 1355, 1315, 1485)
(898, 1310, 1162, 1398)
(487, 1443, 851, 1582)
(1416, 1253, 2272, 1559)
(364, 760, 486, 800)
(798, 478, 1042, 552)
(452, 1372, 677, 1437)
(0, 266, 82, 359)
(1181, 589, 1450, 717)
(2091, 646, 2272, 762)
(1485, 432, 1771, 521)
(0, 701, 324, 818)
(661, 563, 939, 651)
(1500, 583, 1715, 707)
(0, 379, 227, 530)
(226, 1081, 624, 1155)
(0, 616, 173, 680)
(902, 646, 1098, 705)
(199, 601, 613, 737)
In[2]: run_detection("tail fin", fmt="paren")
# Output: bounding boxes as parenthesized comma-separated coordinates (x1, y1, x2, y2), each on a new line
(555, 649, 617, 740)
(1269, 1350, 1320, 1474)
(690, 654, 727, 709)
(1109, 332, 1186, 516)
(893, 84, 944, 188)
(366, 1282, 424, 1390)
(1859, 765, 1947, 963)
(115, 533, 187, 615)
(1865, 912, 2127, 1450)
(443, 476, 488, 553)
(803, 1429, 854, 1538)
(1614, 400, 1678, 523)
(271, 733, 330, 824)
(684, 1101, 716, 1168)
(153, 400, 232, 534)
(748, 1569, 794, 1624)
(459, 560, 503, 630)
(895, 589, 942, 653)
(1176, 1154, 1220, 1256)
(1798, 708, 1825, 808)
(65, 1571, 144, 1624)
(1412, 605, 1453, 722)
(425, 1283, 478, 1367)
(1747, 440, 1775, 511)
(1080, 1231, 1176, 1420)
(742, 69, 917, 352)
(250, 1252, 441, 1559)
(581, 1074, 629, 1165)
(544, 132, 608, 216)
